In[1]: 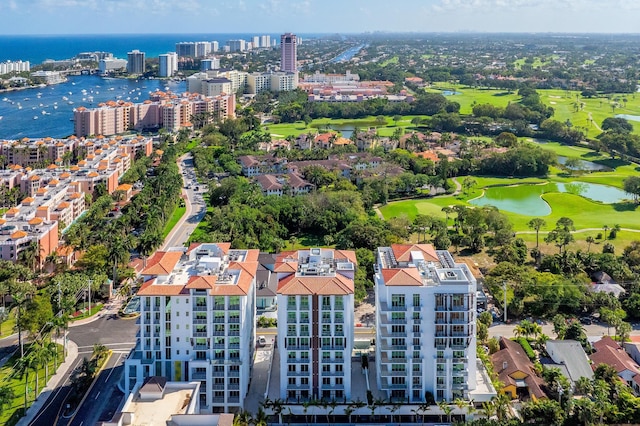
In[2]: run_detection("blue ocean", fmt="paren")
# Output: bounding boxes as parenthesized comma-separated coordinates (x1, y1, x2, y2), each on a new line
(0, 33, 293, 64)
(0, 33, 320, 139)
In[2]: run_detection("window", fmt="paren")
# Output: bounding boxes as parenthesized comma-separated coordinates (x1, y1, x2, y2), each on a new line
(392, 364, 405, 372)
(391, 294, 405, 308)
(322, 351, 330, 360)
(322, 296, 331, 309)
(391, 312, 405, 321)
(300, 312, 309, 323)
(323, 364, 330, 372)
(335, 365, 343, 372)
(336, 377, 343, 385)
(301, 377, 309, 385)
(288, 352, 297, 360)
(413, 338, 420, 345)
(289, 378, 296, 385)
(391, 377, 405, 385)
(334, 296, 344, 310)
(288, 365, 296, 372)
(301, 364, 309, 372)
(323, 377, 330, 385)
(413, 294, 420, 307)
(391, 325, 405, 333)
(300, 297, 309, 310)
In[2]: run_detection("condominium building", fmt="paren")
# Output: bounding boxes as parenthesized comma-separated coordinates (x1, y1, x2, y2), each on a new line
(127, 50, 146, 75)
(276, 248, 357, 402)
(0, 60, 30, 74)
(260, 35, 271, 49)
(195, 42, 211, 58)
(280, 33, 297, 73)
(374, 244, 477, 403)
(210, 41, 219, 52)
(227, 39, 246, 52)
(98, 58, 128, 75)
(246, 72, 298, 95)
(159, 53, 178, 78)
(201, 58, 220, 71)
(176, 42, 197, 58)
(124, 243, 259, 413)
(252, 36, 260, 49)
(187, 69, 247, 94)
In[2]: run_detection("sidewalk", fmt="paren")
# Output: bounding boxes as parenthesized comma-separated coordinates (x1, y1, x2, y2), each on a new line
(17, 338, 79, 426)
(69, 295, 125, 327)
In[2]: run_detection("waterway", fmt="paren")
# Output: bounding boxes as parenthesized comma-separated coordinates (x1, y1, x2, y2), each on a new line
(0, 75, 186, 139)
(330, 44, 366, 63)
(470, 182, 629, 216)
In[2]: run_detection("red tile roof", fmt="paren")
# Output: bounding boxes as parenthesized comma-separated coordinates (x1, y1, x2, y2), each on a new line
(142, 251, 183, 275)
(277, 273, 354, 295)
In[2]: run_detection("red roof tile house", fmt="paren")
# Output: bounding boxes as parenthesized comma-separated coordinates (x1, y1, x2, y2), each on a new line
(590, 336, 640, 395)
(492, 337, 546, 401)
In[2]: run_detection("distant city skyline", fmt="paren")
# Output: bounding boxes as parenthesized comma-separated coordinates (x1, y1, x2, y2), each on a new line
(0, 0, 639, 35)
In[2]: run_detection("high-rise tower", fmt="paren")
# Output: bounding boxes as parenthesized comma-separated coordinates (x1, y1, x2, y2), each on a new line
(280, 33, 297, 73)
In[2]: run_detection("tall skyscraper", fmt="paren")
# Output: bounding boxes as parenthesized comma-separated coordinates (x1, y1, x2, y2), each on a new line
(252, 36, 260, 48)
(158, 52, 178, 77)
(280, 33, 297, 73)
(210, 41, 219, 52)
(261, 35, 271, 49)
(127, 50, 146, 75)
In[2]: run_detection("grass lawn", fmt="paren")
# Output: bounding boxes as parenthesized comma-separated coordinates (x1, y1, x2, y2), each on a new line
(381, 56, 399, 66)
(0, 312, 16, 337)
(0, 343, 64, 426)
(163, 206, 186, 239)
(70, 303, 104, 322)
(188, 206, 213, 244)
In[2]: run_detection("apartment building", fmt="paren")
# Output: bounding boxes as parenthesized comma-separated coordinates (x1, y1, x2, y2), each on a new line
(187, 69, 247, 94)
(276, 248, 357, 402)
(159, 53, 178, 78)
(127, 50, 146, 75)
(124, 243, 259, 413)
(98, 58, 127, 75)
(0, 60, 30, 74)
(374, 244, 477, 403)
(246, 72, 298, 95)
(73, 91, 235, 137)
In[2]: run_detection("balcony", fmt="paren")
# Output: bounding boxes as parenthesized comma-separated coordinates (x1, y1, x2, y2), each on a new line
(229, 330, 240, 336)
(212, 385, 227, 391)
(228, 370, 240, 377)
(229, 383, 240, 390)
(228, 318, 240, 324)
(212, 331, 225, 337)
(214, 304, 225, 310)
(229, 304, 240, 310)
(287, 345, 310, 351)
(287, 370, 310, 377)
(213, 343, 225, 350)
(322, 370, 345, 377)
(193, 332, 208, 338)
(194, 344, 209, 350)
(194, 305, 208, 312)
(193, 319, 208, 325)
(229, 343, 240, 350)
(380, 343, 407, 351)
(192, 372, 207, 380)
(228, 396, 240, 404)
(213, 318, 225, 324)
(212, 371, 225, 377)
(288, 358, 311, 364)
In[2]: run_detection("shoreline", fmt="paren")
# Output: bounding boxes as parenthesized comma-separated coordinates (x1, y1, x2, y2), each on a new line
(0, 78, 68, 94)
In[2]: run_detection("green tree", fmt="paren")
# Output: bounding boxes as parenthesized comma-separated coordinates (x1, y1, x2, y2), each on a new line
(0, 385, 14, 415)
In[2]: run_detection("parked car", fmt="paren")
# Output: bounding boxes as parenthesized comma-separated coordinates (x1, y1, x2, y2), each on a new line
(580, 317, 593, 325)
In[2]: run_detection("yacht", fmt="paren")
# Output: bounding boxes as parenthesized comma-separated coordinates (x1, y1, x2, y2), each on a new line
(33, 116, 38, 120)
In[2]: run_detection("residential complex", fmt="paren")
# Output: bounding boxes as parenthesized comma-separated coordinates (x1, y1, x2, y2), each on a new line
(158, 52, 178, 78)
(73, 90, 235, 137)
(247, 71, 298, 94)
(0, 135, 152, 266)
(280, 33, 298, 73)
(124, 243, 260, 413)
(374, 244, 478, 402)
(276, 248, 357, 401)
(127, 50, 146, 75)
(98, 58, 128, 75)
(0, 60, 30, 74)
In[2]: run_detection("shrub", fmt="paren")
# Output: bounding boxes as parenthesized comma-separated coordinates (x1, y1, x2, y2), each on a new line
(517, 337, 537, 361)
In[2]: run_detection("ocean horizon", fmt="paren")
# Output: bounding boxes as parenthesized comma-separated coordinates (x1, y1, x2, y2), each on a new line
(0, 33, 325, 65)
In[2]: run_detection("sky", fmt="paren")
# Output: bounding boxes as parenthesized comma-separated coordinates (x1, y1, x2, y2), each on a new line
(0, 0, 639, 35)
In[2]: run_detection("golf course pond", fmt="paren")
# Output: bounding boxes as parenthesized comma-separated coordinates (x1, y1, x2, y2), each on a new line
(469, 182, 629, 216)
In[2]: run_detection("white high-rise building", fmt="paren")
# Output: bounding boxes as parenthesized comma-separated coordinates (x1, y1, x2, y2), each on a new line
(98, 58, 127, 75)
(0, 60, 30, 75)
(276, 248, 357, 402)
(127, 50, 146, 75)
(195, 42, 211, 58)
(261, 35, 271, 49)
(210, 41, 219, 52)
(158, 52, 178, 77)
(201, 58, 221, 71)
(252, 36, 260, 49)
(374, 244, 478, 403)
(124, 243, 259, 413)
(280, 33, 297, 73)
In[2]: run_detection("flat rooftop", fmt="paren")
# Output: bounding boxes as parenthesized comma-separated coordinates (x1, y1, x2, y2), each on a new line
(122, 387, 195, 425)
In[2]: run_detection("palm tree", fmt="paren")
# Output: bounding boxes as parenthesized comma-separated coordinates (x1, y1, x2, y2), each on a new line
(586, 235, 595, 253)
(482, 400, 496, 419)
(12, 280, 35, 357)
(441, 206, 453, 227)
(254, 407, 268, 426)
(528, 218, 546, 248)
(13, 351, 37, 410)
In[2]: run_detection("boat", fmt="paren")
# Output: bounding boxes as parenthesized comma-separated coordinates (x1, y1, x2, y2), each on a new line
(2, 97, 8, 101)
(68, 101, 74, 105)
(41, 110, 46, 115)
(0, 116, 3, 120)
(53, 106, 58, 109)
(62, 96, 68, 101)
(33, 116, 38, 120)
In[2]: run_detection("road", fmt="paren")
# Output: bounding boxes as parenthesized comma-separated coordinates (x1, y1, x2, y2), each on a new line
(27, 313, 138, 426)
(162, 153, 208, 250)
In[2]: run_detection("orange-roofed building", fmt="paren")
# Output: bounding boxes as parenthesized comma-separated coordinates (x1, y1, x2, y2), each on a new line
(125, 243, 259, 412)
(275, 247, 357, 402)
(373, 244, 486, 403)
